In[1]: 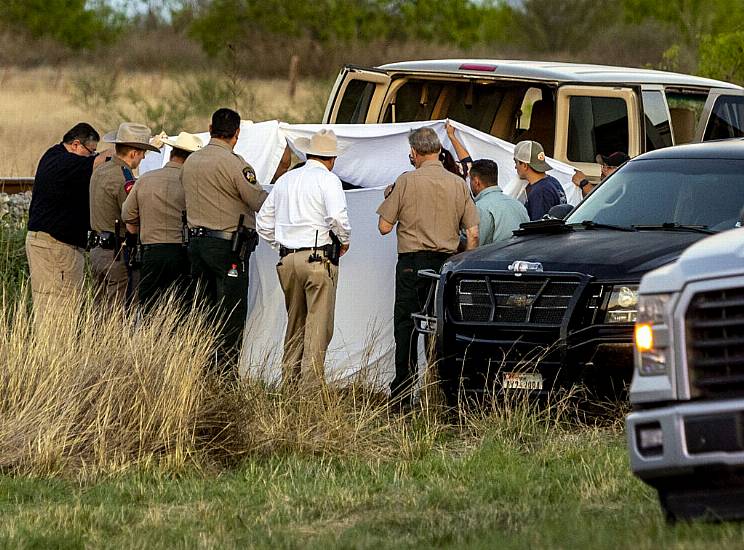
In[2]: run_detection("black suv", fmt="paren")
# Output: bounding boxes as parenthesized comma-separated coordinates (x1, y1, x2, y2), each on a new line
(424, 140, 744, 399)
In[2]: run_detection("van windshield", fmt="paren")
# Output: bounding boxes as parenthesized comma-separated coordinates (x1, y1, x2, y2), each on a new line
(565, 158, 744, 232)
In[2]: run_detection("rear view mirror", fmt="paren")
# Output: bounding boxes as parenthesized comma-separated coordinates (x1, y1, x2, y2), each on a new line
(548, 204, 574, 220)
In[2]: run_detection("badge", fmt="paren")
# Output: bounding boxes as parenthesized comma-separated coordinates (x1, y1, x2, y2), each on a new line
(242, 166, 257, 185)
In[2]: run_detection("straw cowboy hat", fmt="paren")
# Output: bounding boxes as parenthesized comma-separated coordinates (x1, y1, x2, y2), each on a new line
(294, 129, 340, 158)
(102, 122, 160, 153)
(162, 132, 204, 153)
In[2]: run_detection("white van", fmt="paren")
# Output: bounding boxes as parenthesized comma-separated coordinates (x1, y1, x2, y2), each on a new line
(323, 59, 744, 179)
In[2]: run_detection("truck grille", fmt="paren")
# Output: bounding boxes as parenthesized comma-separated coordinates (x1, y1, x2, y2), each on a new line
(452, 276, 579, 325)
(687, 287, 744, 398)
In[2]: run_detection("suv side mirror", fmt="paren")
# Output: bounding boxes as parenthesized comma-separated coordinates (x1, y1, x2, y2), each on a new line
(548, 204, 574, 220)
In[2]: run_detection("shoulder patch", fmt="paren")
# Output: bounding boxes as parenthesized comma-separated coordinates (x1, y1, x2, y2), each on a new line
(242, 165, 257, 185)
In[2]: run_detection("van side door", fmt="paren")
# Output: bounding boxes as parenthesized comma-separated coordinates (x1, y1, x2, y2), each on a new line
(696, 88, 744, 142)
(323, 65, 391, 124)
(555, 85, 641, 178)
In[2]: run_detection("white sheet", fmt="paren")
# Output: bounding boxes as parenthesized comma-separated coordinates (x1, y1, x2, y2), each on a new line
(139, 120, 581, 386)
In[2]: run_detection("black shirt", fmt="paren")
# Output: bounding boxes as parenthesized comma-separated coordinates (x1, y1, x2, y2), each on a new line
(27, 143, 96, 248)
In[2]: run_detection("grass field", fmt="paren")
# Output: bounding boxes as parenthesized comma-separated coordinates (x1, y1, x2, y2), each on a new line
(3, 427, 744, 549)
(0, 67, 328, 177)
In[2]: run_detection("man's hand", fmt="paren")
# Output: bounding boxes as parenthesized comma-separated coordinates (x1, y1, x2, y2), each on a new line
(378, 216, 394, 235)
(150, 131, 168, 149)
(340, 244, 349, 257)
(445, 120, 456, 139)
(572, 169, 587, 187)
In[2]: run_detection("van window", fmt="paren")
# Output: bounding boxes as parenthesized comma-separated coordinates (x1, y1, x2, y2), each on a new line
(383, 81, 443, 123)
(335, 80, 376, 123)
(665, 91, 706, 144)
(704, 95, 744, 140)
(383, 80, 503, 133)
(567, 96, 629, 162)
(642, 91, 673, 151)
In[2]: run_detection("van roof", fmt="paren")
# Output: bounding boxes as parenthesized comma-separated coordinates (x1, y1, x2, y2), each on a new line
(378, 59, 742, 90)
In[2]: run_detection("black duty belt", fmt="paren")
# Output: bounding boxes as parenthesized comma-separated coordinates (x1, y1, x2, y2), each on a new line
(279, 245, 331, 258)
(189, 227, 233, 241)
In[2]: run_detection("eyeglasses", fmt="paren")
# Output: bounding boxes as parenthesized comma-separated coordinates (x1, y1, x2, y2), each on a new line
(76, 141, 97, 156)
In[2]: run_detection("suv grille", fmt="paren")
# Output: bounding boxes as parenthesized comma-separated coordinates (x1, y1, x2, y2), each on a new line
(687, 287, 744, 398)
(452, 276, 579, 325)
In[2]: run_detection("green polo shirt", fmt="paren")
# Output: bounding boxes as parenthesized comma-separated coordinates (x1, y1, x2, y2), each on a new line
(475, 185, 529, 246)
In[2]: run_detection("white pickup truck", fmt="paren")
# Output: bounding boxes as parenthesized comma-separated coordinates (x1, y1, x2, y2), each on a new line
(627, 226, 744, 521)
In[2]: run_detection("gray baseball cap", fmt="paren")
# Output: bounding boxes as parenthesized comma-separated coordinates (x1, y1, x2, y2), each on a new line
(514, 140, 551, 172)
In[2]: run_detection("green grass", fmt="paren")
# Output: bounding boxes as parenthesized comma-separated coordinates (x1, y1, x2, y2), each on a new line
(2, 426, 743, 549)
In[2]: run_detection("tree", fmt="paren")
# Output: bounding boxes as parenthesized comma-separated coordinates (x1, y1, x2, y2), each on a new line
(1, 0, 123, 50)
(699, 31, 744, 84)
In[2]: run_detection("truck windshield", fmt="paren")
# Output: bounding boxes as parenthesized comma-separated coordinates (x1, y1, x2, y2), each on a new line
(565, 158, 744, 233)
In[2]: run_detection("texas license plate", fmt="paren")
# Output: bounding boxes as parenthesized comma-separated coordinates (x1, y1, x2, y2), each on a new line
(502, 372, 543, 390)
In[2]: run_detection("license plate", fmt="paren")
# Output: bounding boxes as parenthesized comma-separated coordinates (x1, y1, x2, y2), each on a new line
(502, 372, 543, 390)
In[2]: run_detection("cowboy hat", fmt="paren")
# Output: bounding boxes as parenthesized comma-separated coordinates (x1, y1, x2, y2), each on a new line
(162, 132, 204, 153)
(102, 122, 160, 153)
(294, 129, 340, 158)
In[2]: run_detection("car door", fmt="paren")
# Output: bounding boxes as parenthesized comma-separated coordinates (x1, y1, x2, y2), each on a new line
(322, 65, 391, 124)
(696, 88, 744, 142)
(555, 85, 641, 178)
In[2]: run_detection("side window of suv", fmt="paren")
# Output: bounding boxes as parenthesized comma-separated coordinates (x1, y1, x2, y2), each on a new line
(703, 95, 744, 140)
(567, 96, 629, 162)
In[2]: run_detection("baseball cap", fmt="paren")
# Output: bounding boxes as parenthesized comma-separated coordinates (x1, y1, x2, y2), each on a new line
(514, 140, 551, 172)
(596, 151, 630, 167)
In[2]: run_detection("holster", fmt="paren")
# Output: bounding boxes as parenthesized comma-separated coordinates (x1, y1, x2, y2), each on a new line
(328, 231, 342, 266)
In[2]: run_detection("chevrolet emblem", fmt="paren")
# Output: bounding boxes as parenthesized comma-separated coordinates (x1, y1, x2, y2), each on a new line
(506, 294, 535, 307)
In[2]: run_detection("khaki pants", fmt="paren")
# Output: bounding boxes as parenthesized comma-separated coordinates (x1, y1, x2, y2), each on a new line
(25, 231, 85, 318)
(277, 251, 338, 387)
(90, 246, 129, 309)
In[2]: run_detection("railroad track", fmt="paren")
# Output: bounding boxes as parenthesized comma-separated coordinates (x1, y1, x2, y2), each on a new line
(0, 178, 34, 194)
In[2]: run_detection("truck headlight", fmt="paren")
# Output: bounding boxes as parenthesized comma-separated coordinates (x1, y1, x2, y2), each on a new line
(634, 293, 672, 376)
(605, 285, 639, 323)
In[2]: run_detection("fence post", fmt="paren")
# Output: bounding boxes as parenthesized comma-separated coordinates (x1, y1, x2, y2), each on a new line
(288, 55, 299, 101)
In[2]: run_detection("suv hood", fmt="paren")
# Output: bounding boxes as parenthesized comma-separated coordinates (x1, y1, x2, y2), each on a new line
(444, 229, 705, 280)
(641, 228, 744, 294)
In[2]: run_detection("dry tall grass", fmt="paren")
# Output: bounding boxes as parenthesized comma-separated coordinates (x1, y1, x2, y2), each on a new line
(0, 279, 601, 480)
(0, 67, 328, 177)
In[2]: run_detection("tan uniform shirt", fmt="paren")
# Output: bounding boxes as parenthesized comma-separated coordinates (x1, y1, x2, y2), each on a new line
(181, 138, 267, 232)
(377, 159, 479, 254)
(90, 156, 133, 235)
(121, 161, 185, 245)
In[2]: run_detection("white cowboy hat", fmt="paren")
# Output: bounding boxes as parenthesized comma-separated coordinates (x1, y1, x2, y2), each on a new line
(162, 132, 204, 153)
(294, 129, 340, 158)
(103, 122, 160, 153)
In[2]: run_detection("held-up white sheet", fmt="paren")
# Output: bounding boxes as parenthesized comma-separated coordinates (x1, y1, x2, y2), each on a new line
(139, 120, 581, 386)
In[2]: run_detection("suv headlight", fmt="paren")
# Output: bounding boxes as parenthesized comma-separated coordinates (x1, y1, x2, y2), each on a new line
(634, 293, 672, 376)
(605, 285, 639, 323)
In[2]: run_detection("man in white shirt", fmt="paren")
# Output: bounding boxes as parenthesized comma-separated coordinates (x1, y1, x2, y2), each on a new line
(256, 129, 351, 388)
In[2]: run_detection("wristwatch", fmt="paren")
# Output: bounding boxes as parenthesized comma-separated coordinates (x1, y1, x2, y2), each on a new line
(578, 178, 590, 190)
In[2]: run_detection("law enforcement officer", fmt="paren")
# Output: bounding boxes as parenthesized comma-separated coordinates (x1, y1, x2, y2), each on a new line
(89, 123, 159, 309)
(256, 129, 351, 388)
(377, 127, 480, 406)
(121, 132, 203, 311)
(26, 123, 111, 318)
(181, 108, 267, 370)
